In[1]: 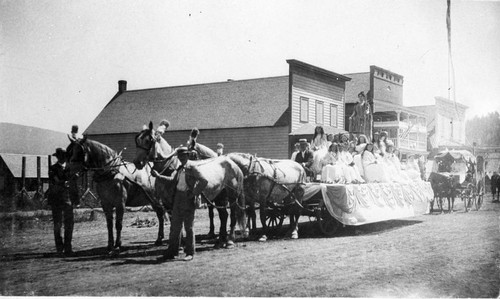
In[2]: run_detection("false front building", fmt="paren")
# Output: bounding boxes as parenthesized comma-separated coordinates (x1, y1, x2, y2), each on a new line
(344, 66, 428, 159)
(84, 59, 350, 160)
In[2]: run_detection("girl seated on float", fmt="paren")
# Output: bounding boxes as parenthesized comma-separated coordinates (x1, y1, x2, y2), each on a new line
(338, 142, 365, 184)
(361, 143, 391, 183)
(320, 143, 345, 184)
(383, 141, 410, 183)
(310, 126, 329, 179)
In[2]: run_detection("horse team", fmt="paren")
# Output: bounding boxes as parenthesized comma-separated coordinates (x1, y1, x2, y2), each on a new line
(66, 121, 307, 254)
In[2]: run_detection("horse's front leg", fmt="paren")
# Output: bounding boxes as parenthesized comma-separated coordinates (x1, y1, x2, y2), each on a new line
(114, 205, 124, 251)
(208, 206, 216, 238)
(228, 207, 237, 247)
(103, 206, 114, 253)
(216, 207, 228, 249)
(153, 206, 165, 246)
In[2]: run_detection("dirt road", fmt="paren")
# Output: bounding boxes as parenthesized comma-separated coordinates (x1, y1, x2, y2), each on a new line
(1, 195, 499, 297)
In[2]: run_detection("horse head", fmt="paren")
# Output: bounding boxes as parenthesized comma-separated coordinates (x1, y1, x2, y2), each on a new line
(67, 135, 89, 177)
(134, 122, 157, 169)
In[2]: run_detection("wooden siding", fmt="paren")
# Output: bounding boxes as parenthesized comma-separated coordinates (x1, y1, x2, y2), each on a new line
(290, 73, 345, 132)
(88, 126, 290, 161)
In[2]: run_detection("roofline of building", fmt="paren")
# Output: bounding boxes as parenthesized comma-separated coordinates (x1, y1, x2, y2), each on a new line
(286, 59, 351, 82)
(435, 96, 469, 109)
(115, 75, 290, 94)
(370, 65, 404, 80)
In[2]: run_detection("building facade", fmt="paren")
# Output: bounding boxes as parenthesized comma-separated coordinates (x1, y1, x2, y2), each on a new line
(344, 66, 428, 158)
(85, 60, 350, 160)
(411, 96, 468, 157)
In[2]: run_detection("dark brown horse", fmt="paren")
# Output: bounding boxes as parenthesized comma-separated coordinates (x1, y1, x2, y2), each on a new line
(428, 172, 460, 213)
(67, 136, 168, 254)
(227, 152, 306, 241)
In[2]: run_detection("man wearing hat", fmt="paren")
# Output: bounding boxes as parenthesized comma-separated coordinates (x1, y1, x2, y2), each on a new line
(48, 148, 75, 256)
(152, 146, 201, 261)
(294, 139, 314, 180)
(216, 143, 224, 156)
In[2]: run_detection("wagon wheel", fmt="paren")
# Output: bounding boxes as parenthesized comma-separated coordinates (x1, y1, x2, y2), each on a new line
(260, 205, 285, 230)
(315, 204, 340, 237)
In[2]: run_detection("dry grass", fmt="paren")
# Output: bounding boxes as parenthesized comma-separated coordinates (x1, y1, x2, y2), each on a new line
(1, 194, 499, 297)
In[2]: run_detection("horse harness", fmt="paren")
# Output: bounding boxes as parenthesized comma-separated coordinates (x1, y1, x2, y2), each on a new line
(246, 155, 304, 209)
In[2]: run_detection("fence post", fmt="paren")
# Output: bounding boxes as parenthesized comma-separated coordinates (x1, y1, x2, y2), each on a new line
(21, 156, 26, 190)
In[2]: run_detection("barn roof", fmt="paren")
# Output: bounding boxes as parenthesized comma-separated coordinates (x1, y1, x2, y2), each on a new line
(0, 122, 70, 156)
(85, 76, 290, 135)
(0, 153, 50, 179)
(344, 72, 370, 104)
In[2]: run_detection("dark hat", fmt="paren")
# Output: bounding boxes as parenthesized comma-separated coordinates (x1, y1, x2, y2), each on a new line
(358, 91, 365, 98)
(380, 131, 388, 137)
(299, 139, 308, 143)
(52, 148, 66, 158)
(176, 146, 190, 155)
(71, 125, 78, 134)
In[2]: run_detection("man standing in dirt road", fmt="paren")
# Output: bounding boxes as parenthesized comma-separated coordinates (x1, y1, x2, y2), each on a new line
(152, 147, 206, 262)
(48, 148, 76, 257)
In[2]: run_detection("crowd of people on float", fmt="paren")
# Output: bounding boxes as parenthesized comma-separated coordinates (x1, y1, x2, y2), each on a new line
(291, 125, 424, 184)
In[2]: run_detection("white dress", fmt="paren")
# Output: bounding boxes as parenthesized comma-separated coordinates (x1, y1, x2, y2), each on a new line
(384, 153, 410, 183)
(338, 151, 365, 183)
(311, 135, 329, 176)
(320, 152, 344, 183)
(362, 151, 390, 183)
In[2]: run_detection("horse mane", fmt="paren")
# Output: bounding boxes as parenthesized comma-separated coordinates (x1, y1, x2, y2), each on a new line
(83, 138, 119, 167)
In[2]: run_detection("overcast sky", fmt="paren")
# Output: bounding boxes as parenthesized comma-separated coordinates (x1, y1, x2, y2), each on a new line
(1, 0, 499, 133)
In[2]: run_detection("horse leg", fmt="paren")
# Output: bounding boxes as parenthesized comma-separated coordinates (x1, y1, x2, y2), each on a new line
(227, 207, 237, 248)
(103, 207, 114, 253)
(289, 210, 299, 240)
(154, 206, 165, 246)
(215, 207, 228, 249)
(245, 204, 256, 238)
(207, 206, 216, 238)
(114, 205, 124, 251)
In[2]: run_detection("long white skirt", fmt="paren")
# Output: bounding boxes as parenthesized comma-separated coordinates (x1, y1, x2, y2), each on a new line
(312, 148, 328, 175)
(321, 164, 344, 183)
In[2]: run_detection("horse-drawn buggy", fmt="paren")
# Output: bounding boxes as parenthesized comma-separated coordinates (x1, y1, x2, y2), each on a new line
(429, 150, 485, 213)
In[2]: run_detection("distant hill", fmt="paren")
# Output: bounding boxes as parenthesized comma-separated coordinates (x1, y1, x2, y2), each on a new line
(0, 122, 70, 155)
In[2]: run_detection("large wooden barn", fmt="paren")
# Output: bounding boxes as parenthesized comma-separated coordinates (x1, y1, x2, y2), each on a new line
(85, 60, 350, 160)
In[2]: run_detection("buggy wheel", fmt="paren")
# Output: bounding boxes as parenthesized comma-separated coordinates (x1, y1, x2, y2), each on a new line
(260, 206, 284, 230)
(316, 204, 340, 237)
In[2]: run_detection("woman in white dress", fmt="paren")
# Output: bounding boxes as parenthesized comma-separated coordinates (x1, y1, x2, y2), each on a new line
(383, 141, 410, 183)
(338, 142, 365, 184)
(321, 143, 344, 183)
(310, 126, 329, 177)
(362, 143, 391, 183)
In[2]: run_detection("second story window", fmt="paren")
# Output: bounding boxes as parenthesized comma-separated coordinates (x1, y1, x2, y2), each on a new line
(330, 104, 338, 127)
(316, 101, 324, 124)
(300, 97, 309, 122)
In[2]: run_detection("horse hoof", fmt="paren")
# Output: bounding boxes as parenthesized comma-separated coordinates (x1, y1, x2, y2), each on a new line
(154, 239, 163, 246)
(226, 241, 235, 249)
(258, 235, 267, 242)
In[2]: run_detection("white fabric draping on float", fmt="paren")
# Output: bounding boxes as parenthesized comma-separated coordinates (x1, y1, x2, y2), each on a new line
(302, 181, 434, 226)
